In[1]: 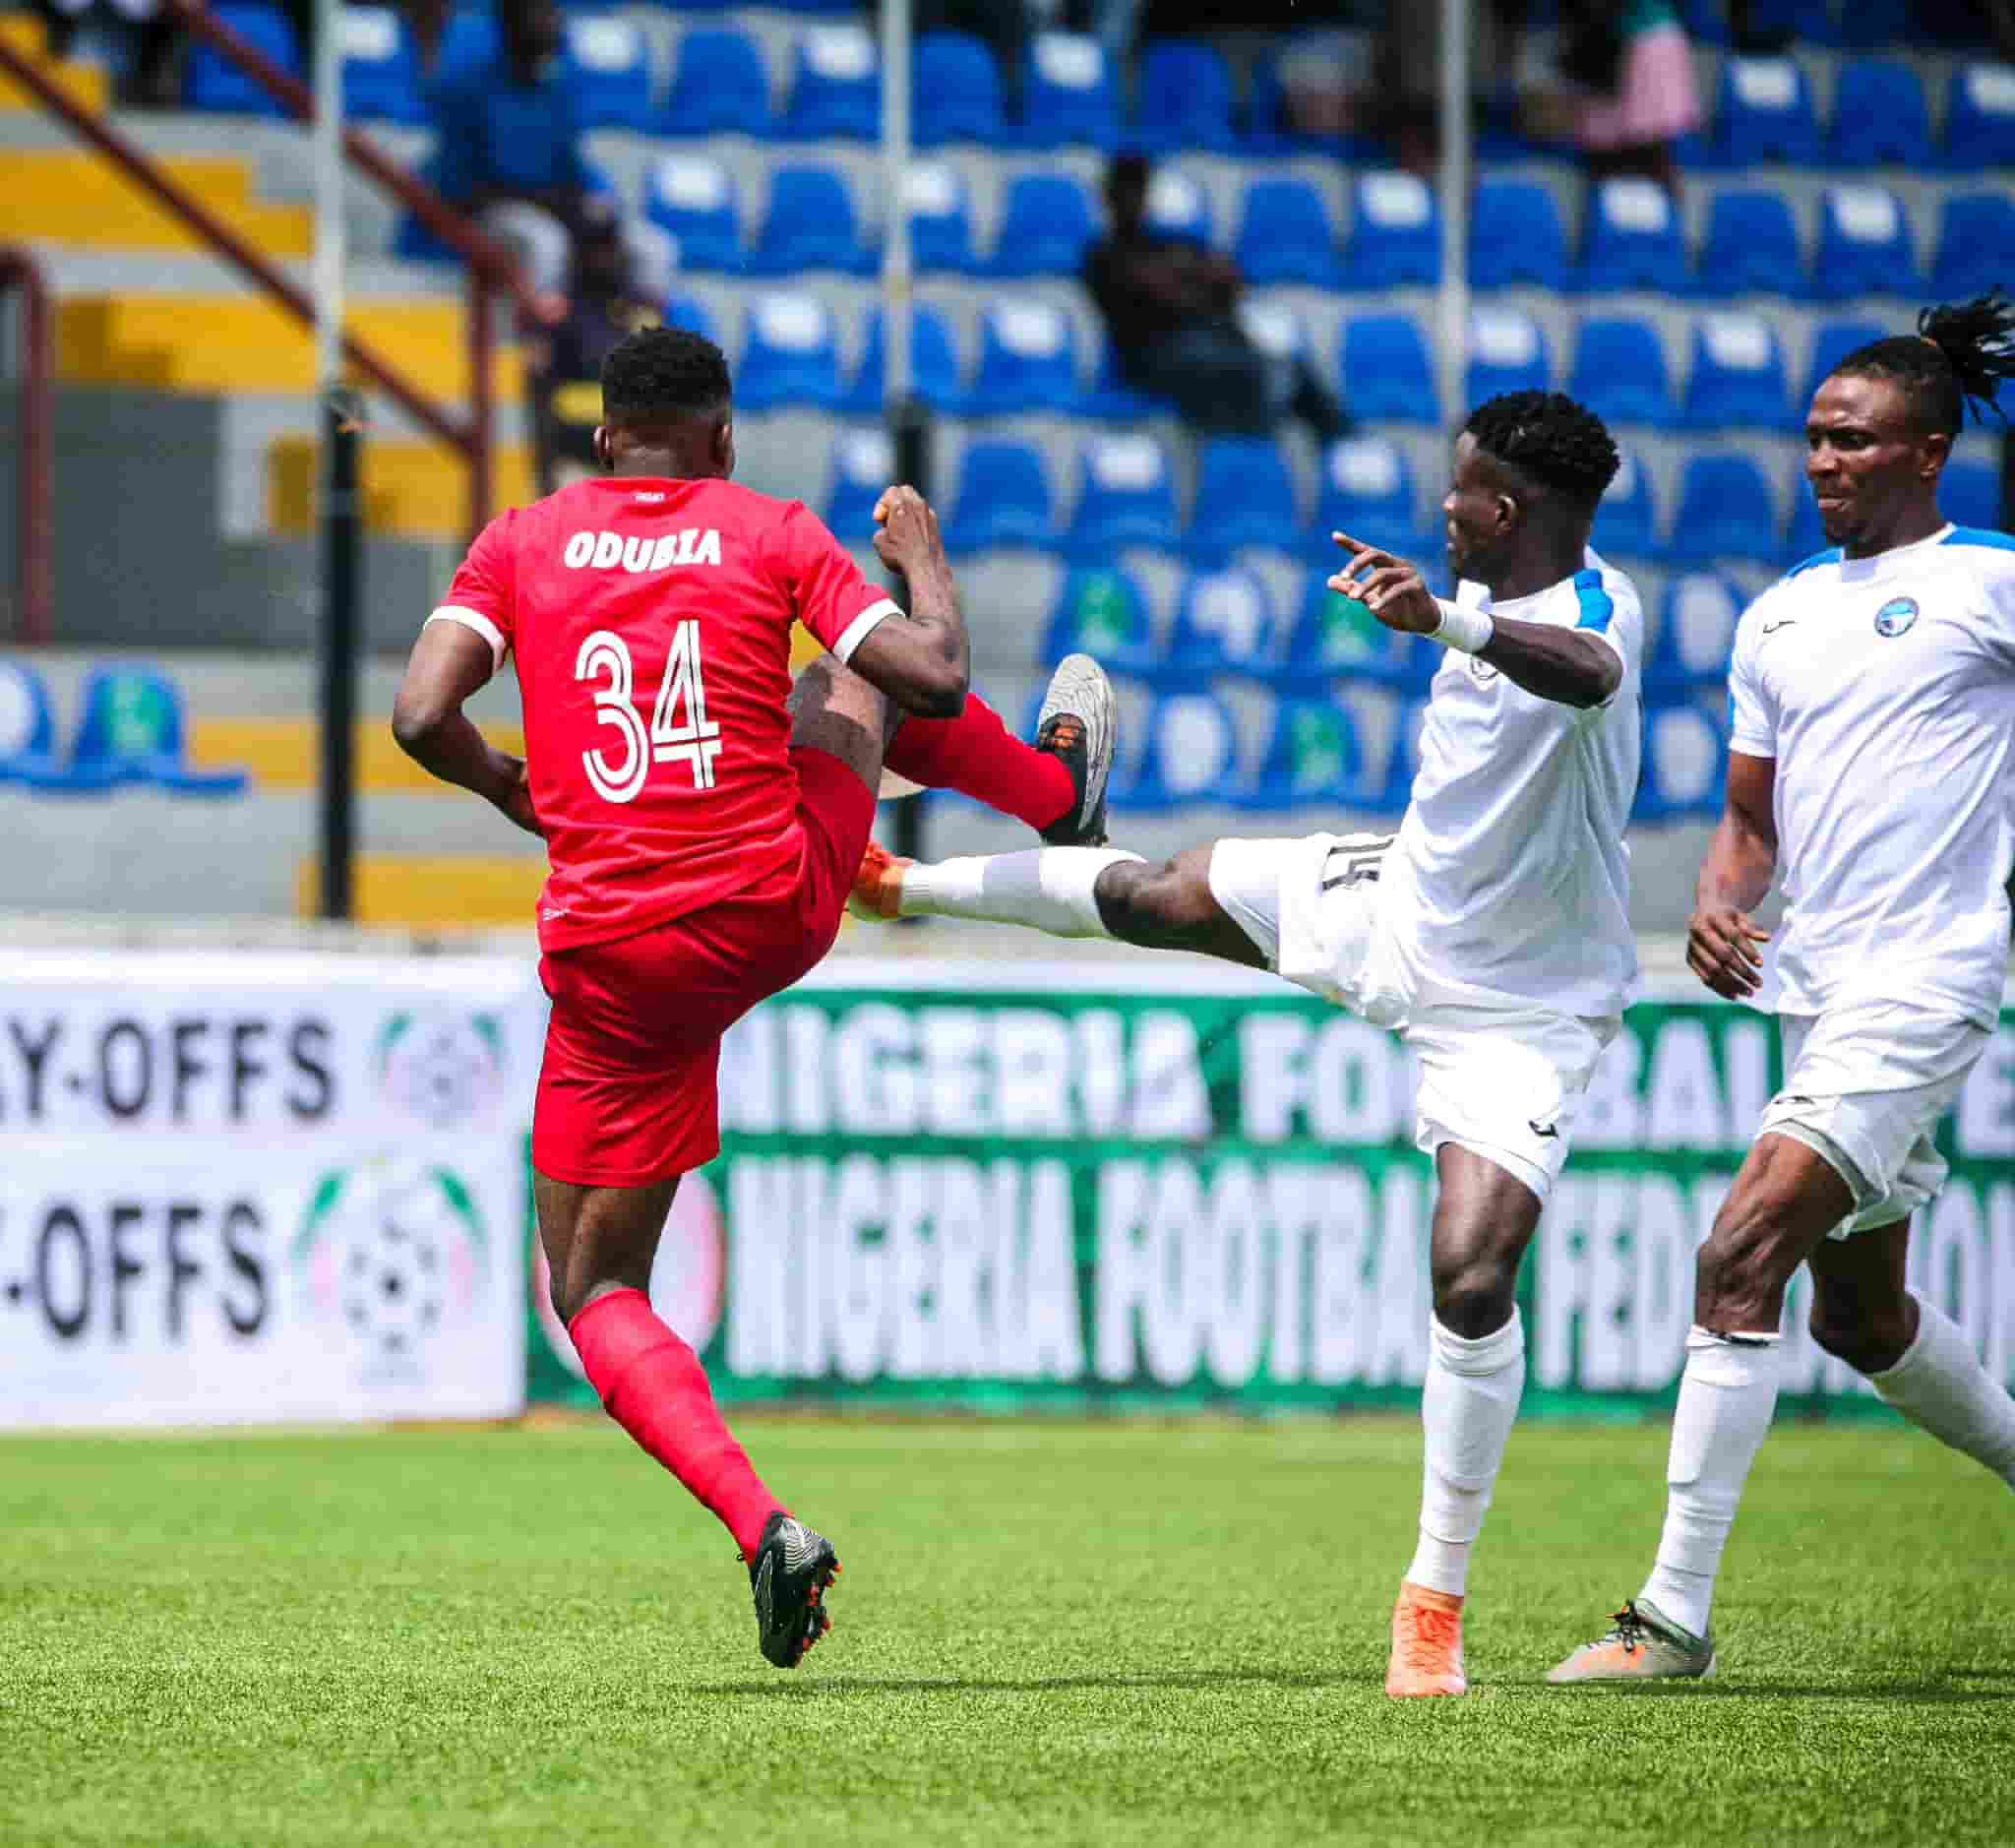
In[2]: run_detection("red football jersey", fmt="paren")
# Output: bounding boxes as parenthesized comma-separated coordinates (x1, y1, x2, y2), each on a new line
(431, 475, 897, 951)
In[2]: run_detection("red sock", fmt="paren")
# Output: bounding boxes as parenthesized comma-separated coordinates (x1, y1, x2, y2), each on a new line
(885, 694, 1074, 835)
(569, 1288, 779, 1558)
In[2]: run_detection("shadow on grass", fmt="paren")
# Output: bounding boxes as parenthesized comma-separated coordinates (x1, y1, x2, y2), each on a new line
(1492, 1677, 2015, 1704)
(684, 1667, 1372, 1698)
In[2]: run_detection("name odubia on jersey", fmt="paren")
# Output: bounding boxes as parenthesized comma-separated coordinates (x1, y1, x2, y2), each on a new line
(561, 528, 723, 572)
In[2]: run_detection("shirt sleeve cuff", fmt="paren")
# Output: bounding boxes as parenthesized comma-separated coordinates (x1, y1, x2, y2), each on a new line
(828, 597, 900, 666)
(425, 606, 507, 672)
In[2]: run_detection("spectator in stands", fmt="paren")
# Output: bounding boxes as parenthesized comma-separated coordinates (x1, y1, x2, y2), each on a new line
(35, 0, 178, 107)
(1084, 153, 1349, 444)
(1522, 2, 1702, 198)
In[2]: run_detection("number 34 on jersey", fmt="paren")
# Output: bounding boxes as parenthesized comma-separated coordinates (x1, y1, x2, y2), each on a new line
(575, 622, 721, 802)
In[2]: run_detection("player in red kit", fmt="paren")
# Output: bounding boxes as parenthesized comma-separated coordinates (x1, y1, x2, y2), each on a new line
(391, 327, 1117, 1667)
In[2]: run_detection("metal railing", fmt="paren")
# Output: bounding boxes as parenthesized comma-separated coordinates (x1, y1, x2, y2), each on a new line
(0, 249, 54, 646)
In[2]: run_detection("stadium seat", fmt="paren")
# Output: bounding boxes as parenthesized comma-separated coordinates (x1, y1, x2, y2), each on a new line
(1684, 313, 1793, 431)
(1342, 171, 1440, 290)
(1593, 450, 1662, 559)
(990, 171, 1098, 278)
(1234, 179, 1341, 289)
(1668, 454, 1781, 563)
(1189, 438, 1305, 560)
(1040, 565, 1158, 670)
(340, 7, 425, 126)
(1695, 188, 1805, 298)
(1710, 56, 1820, 166)
(914, 31, 1004, 145)
(1144, 168, 1214, 247)
(943, 440, 1058, 554)
(1466, 307, 1551, 405)
(1246, 699, 1368, 810)
(901, 162, 979, 274)
(1066, 434, 1181, 557)
(1569, 318, 1678, 428)
(1578, 177, 1689, 294)
(185, 4, 301, 115)
(1135, 39, 1238, 154)
(644, 155, 742, 272)
(1471, 179, 1570, 292)
(1083, 337, 1171, 421)
(1166, 566, 1283, 673)
(746, 164, 876, 276)
(0, 659, 92, 789)
(1930, 193, 2015, 301)
(659, 291, 718, 342)
(1637, 700, 1729, 822)
(1341, 315, 1439, 425)
(824, 427, 895, 541)
(839, 304, 966, 415)
(1942, 460, 2004, 532)
(565, 14, 654, 132)
(780, 24, 879, 140)
(968, 300, 1080, 415)
(1287, 577, 1418, 680)
(1315, 437, 1421, 556)
(1811, 186, 1922, 299)
(1941, 62, 2015, 169)
(1801, 316, 1888, 406)
(734, 293, 844, 410)
(425, 1, 498, 96)
(1236, 299, 1313, 377)
(1019, 31, 1120, 149)
(1651, 573, 1743, 690)
(1124, 691, 1243, 810)
(56, 667, 249, 796)
(662, 28, 771, 139)
(1834, 0, 1917, 43)
(1826, 58, 1931, 168)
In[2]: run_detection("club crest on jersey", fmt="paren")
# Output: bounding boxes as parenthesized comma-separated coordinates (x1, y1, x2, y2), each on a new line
(1873, 596, 1919, 638)
(563, 527, 721, 573)
(1469, 654, 1499, 682)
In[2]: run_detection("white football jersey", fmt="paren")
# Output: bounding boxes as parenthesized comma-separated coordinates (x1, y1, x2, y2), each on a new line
(1382, 551, 1644, 1019)
(1730, 524, 2015, 1029)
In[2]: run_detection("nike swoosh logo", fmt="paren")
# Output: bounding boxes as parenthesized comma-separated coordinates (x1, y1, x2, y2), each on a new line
(1529, 1119, 1559, 1140)
(1761, 619, 1798, 634)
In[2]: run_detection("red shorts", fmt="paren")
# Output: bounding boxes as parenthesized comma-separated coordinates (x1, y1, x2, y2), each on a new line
(532, 746, 877, 1187)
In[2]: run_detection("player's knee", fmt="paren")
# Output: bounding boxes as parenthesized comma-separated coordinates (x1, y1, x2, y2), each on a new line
(1431, 1237, 1520, 1339)
(1697, 1191, 1804, 1314)
(1807, 1296, 1911, 1375)
(1095, 859, 1209, 948)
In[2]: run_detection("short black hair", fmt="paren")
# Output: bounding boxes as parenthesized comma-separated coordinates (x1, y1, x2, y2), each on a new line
(601, 326, 732, 427)
(1463, 391, 1619, 513)
(1829, 289, 2015, 436)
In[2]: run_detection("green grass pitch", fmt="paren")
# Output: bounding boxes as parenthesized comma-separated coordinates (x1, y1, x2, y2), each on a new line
(5, 1415, 2011, 1847)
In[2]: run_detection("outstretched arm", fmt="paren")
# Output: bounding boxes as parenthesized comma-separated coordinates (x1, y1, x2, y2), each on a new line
(843, 486, 971, 719)
(390, 620, 540, 834)
(1687, 751, 1776, 1000)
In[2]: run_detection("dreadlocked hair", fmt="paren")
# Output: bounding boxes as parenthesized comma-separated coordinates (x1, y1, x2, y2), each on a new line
(1463, 391, 1619, 513)
(601, 325, 732, 426)
(1832, 289, 2015, 435)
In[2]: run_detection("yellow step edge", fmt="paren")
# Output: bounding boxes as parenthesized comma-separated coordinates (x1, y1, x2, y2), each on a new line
(267, 436, 536, 538)
(0, 57, 109, 116)
(0, 14, 50, 53)
(190, 717, 527, 792)
(5, 151, 303, 254)
(296, 854, 548, 927)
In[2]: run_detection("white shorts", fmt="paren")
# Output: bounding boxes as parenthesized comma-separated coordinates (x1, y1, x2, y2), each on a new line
(1208, 833, 1618, 1201)
(1762, 1001, 1990, 1237)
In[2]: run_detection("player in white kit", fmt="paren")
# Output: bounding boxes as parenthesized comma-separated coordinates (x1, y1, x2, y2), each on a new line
(1552, 293, 2015, 1685)
(851, 393, 1644, 1697)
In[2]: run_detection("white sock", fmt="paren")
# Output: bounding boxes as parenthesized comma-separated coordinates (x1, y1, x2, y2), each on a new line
(1639, 1325, 1782, 1639)
(1405, 1310, 1526, 1598)
(1871, 1294, 2015, 1488)
(898, 847, 1142, 939)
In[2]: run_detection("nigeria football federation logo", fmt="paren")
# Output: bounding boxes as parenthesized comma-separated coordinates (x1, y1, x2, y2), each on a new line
(375, 1011, 506, 1130)
(1873, 596, 1920, 638)
(294, 1156, 490, 1377)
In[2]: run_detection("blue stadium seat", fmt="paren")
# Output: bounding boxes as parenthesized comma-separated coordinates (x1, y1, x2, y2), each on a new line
(662, 28, 771, 139)
(1578, 177, 1689, 294)
(1593, 450, 1662, 559)
(1245, 700, 1368, 810)
(1651, 573, 1743, 690)
(1166, 567, 1283, 674)
(1341, 315, 1439, 425)
(1040, 566, 1158, 670)
(1569, 317, 1678, 428)
(747, 164, 875, 275)
(915, 31, 1004, 145)
(1287, 577, 1417, 681)
(185, 4, 300, 115)
(1123, 691, 1243, 811)
(1135, 39, 1237, 154)
(1082, 337, 1171, 421)
(824, 427, 894, 541)
(1942, 460, 2004, 532)
(1066, 434, 1181, 557)
(990, 171, 1098, 278)
(901, 162, 979, 274)
(839, 304, 966, 415)
(427, 2, 499, 95)
(61, 666, 249, 796)
(734, 293, 844, 410)
(1471, 179, 1569, 291)
(1636, 700, 1729, 823)
(1314, 437, 1421, 557)
(968, 300, 1080, 415)
(1941, 62, 2015, 168)
(1834, 0, 1917, 44)
(1827, 58, 1931, 168)
(1811, 186, 1922, 299)
(1801, 316, 1888, 406)
(1144, 168, 1213, 247)
(1930, 193, 2015, 300)
(1711, 56, 1820, 166)
(1684, 313, 1793, 430)
(1668, 454, 1781, 563)
(1467, 307, 1552, 405)
(1236, 300, 1314, 382)
(1235, 179, 1341, 289)
(780, 24, 879, 140)
(0, 659, 92, 789)
(1019, 31, 1119, 149)
(1695, 188, 1804, 298)
(943, 440, 1058, 554)
(340, 6, 424, 125)
(565, 14, 653, 132)
(1189, 437, 1304, 560)
(644, 155, 742, 272)
(1342, 171, 1440, 289)
(660, 291, 718, 341)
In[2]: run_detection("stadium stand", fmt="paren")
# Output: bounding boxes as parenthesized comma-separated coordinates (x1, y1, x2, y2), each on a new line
(1578, 178, 1688, 295)
(1065, 434, 1181, 558)
(1165, 566, 1282, 673)
(1696, 188, 1804, 300)
(1570, 319, 1678, 430)
(990, 171, 1098, 278)
(1343, 170, 1440, 290)
(661, 28, 771, 141)
(1017, 32, 1119, 151)
(943, 439, 1057, 555)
